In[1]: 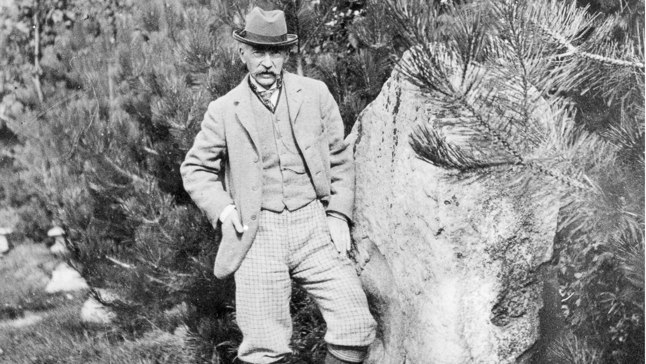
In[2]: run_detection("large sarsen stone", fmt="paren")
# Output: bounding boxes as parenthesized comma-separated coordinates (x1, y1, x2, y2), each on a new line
(349, 67, 559, 364)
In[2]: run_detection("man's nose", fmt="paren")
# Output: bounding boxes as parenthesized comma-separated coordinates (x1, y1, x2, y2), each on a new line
(260, 53, 273, 68)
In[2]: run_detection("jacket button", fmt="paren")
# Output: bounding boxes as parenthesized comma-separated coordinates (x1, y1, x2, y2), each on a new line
(251, 215, 257, 220)
(252, 186, 258, 191)
(253, 157, 259, 163)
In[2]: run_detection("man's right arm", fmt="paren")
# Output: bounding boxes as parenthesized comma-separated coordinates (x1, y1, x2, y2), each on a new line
(180, 101, 234, 228)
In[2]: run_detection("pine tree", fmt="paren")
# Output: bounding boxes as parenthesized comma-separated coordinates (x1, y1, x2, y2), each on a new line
(2, 0, 394, 362)
(3, 0, 641, 362)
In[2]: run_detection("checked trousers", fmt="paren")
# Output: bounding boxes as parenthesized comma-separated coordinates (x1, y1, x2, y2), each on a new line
(234, 200, 376, 364)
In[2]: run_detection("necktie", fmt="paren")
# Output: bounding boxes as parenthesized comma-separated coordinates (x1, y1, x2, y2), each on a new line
(257, 88, 277, 106)
(249, 75, 282, 113)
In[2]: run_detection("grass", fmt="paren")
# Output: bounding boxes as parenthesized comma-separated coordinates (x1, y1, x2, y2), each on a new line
(0, 242, 193, 364)
(1, 242, 60, 319)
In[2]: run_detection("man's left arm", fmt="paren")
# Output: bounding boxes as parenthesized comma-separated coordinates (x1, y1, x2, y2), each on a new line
(318, 82, 355, 253)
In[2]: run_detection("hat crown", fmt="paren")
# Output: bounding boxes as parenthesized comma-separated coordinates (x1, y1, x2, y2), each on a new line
(232, 7, 297, 46)
(245, 7, 287, 37)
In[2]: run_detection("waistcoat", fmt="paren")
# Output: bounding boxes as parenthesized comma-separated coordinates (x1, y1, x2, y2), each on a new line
(252, 86, 317, 212)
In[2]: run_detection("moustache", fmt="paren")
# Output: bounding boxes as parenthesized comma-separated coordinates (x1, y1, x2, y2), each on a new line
(254, 71, 277, 77)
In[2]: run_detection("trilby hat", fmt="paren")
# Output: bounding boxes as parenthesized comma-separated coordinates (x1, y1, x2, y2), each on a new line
(232, 7, 298, 47)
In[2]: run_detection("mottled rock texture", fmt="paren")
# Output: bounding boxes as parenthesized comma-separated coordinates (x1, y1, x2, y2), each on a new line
(349, 69, 559, 364)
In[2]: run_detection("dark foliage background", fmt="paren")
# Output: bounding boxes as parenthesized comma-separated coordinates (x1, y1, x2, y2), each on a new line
(0, 0, 642, 363)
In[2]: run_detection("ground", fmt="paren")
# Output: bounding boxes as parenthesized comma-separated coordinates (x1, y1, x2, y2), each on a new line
(0, 243, 190, 364)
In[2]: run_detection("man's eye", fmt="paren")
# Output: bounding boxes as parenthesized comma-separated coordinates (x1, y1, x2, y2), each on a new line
(270, 51, 281, 57)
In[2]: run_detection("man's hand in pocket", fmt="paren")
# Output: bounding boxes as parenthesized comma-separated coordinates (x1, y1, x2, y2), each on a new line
(223, 212, 245, 239)
(327, 215, 350, 254)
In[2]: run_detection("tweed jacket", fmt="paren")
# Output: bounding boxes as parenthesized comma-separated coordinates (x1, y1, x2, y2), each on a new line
(180, 72, 355, 279)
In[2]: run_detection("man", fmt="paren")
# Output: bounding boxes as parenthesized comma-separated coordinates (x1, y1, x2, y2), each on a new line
(180, 7, 376, 364)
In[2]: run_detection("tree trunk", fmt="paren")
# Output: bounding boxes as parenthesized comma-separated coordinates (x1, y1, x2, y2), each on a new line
(32, 0, 44, 103)
(349, 68, 560, 363)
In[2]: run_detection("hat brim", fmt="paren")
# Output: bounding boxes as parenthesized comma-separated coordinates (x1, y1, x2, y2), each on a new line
(233, 30, 298, 47)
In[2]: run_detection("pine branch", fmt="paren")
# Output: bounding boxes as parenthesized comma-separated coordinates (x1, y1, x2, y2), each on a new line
(410, 106, 592, 192)
(65, 97, 99, 160)
(393, 0, 602, 194)
(396, 44, 454, 96)
(142, 146, 160, 156)
(155, 223, 175, 246)
(106, 255, 135, 269)
(525, 160, 591, 192)
(403, 60, 595, 193)
(457, 94, 526, 164)
(410, 124, 493, 170)
(540, 24, 645, 69)
(101, 156, 146, 185)
(298, 6, 335, 50)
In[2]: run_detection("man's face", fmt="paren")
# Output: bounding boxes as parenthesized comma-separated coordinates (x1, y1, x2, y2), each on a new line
(239, 43, 288, 88)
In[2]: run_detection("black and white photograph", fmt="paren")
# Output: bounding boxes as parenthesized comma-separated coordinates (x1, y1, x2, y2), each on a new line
(0, 0, 643, 363)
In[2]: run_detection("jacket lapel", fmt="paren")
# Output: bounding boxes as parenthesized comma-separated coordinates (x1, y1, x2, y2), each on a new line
(231, 72, 304, 152)
(284, 72, 303, 124)
(232, 75, 260, 150)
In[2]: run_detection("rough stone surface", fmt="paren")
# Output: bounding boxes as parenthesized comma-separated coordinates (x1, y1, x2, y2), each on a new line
(45, 262, 89, 293)
(349, 70, 559, 364)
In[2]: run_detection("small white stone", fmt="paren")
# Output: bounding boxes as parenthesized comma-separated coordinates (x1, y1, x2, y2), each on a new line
(47, 226, 65, 237)
(93, 288, 122, 304)
(0, 236, 9, 254)
(45, 263, 89, 293)
(80, 297, 115, 324)
(49, 237, 70, 256)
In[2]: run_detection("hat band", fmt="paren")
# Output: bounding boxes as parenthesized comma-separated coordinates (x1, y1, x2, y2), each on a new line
(241, 30, 288, 43)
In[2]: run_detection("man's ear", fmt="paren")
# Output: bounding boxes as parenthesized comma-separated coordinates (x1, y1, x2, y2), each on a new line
(238, 44, 247, 63)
